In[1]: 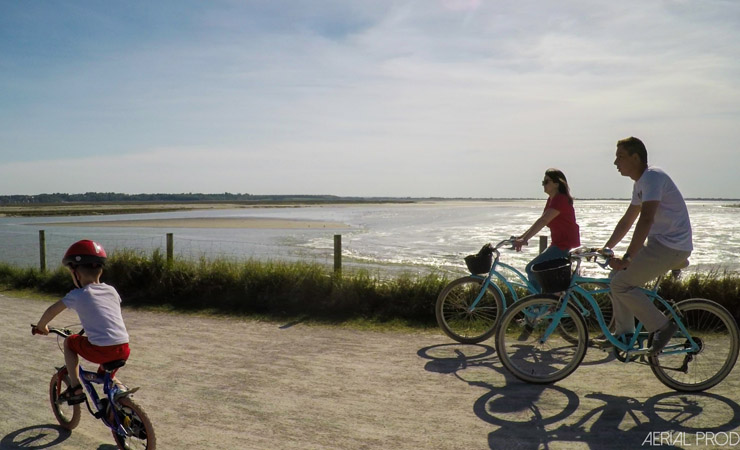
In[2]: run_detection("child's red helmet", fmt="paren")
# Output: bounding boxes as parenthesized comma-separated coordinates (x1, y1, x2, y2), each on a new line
(63, 240, 107, 267)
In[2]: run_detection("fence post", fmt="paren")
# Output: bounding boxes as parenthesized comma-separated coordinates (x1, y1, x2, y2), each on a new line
(39, 230, 47, 272)
(334, 234, 342, 274)
(166, 233, 174, 264)
(539, 236, 548, 254)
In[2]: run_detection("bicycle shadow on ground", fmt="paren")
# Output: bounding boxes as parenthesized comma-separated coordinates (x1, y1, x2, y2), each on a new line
(0, 424, 70, 449)
(419, 343, 740, 449)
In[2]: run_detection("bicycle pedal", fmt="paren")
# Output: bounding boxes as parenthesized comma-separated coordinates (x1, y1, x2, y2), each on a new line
(114, 386, 139, 399)
(627, 348, 650, 358)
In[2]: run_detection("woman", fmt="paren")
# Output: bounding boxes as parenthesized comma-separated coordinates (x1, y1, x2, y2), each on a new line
(514, 168, 581, 292)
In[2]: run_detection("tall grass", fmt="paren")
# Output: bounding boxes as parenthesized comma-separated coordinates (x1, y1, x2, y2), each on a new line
(658, 270, 740, 320)
(2, 251, 738, 325)
(0, 250, 449, 325)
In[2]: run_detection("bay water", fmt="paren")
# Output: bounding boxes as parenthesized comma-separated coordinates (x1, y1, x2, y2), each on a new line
(1, 200, 737, 276)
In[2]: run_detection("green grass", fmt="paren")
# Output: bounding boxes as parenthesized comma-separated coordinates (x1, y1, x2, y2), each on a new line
(2, 251, 739, 327)
(0, 250, 449, 327)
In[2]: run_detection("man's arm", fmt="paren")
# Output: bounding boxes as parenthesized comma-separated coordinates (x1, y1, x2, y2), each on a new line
(605, 204, 641, 249)
(625, 200, 659, 257)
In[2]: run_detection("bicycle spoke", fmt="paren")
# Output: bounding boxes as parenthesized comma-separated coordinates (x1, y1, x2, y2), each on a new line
(649, 299, 739, 392)
(436, 277, 503, 343)
(496, 296, 588, 384)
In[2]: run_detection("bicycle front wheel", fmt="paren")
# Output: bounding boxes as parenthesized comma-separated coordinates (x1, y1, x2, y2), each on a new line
(649, 299, 739, 392)
(112, 396, 157, 450)
(496, 295, 588, 384)
(49, 369, 81, 430)
(435, 276, 504, 344)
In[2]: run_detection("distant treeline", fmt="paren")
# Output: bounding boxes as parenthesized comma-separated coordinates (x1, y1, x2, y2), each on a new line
(0, 192, 417, 205)
(1, 192, 737, 205)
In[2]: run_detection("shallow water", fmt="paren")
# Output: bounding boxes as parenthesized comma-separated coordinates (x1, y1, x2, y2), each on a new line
(1, 200, 737, 276)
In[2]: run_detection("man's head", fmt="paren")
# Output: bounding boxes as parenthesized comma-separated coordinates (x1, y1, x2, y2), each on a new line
(615, 136, 648, 180)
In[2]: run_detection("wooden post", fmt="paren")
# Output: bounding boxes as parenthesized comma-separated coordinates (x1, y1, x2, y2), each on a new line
(539, 236, 548, 254)
(39, 230, 47, 272)
(166, 233, 174, 264)
(334, 234, 342, 274)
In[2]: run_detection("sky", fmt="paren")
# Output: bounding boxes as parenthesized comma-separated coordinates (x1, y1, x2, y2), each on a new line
(1, 0, 739, 199)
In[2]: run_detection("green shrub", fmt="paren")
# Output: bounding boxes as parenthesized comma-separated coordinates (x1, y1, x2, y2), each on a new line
(3, 253, 738, 325)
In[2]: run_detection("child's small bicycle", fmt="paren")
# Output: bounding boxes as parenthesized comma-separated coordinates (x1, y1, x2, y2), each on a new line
(32, 325, 156, 450)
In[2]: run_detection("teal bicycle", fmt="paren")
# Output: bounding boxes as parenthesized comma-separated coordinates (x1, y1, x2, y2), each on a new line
(494, 248, 740, 392)
(435, 238, 613, 344)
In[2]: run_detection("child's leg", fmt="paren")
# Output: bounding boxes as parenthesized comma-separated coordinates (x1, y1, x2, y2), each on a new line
(64, 338, 82, 389)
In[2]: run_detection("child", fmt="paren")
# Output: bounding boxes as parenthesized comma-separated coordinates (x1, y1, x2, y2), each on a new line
(35, 240, 130, 404)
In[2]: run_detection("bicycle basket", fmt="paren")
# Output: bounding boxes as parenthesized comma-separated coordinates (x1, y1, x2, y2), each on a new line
(531, 258, 572, 293)
(464, 244, 493, 275)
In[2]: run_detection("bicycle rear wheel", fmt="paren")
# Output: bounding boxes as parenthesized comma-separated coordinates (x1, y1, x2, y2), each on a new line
(112, 396, 156, 450)
(435, 276, 504, 344)
(49, 369, 81, 430)
(496, 295, 588, 384)
(649, 299, 739, 392)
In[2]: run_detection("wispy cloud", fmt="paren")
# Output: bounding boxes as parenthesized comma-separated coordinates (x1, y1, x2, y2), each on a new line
(1, 1, 739, 197)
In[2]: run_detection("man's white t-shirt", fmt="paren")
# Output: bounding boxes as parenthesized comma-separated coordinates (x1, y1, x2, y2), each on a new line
(631, 166, 693, 252)
(62, 283, 129, 346)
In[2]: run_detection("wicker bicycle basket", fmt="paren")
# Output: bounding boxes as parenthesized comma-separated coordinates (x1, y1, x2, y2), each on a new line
(531, 258, 573, 293)
(464, 244, 494, 274)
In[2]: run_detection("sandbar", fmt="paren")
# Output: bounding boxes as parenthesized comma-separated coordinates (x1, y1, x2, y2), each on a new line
(39, 217, 351, 230)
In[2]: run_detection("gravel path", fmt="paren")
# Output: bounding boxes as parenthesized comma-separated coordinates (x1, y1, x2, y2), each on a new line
(2, 293, 739, 449)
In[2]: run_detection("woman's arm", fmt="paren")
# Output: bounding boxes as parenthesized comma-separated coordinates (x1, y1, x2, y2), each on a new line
(515, 208, 560, 251)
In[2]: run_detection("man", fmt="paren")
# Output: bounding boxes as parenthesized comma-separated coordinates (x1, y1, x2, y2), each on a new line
(604, 137, 692, 355)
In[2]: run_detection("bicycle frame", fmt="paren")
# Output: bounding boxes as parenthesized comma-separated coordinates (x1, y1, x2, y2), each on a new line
(543, 268, 701, 359)
(53, 363, 129, 434)
(468, 251, 537, 310)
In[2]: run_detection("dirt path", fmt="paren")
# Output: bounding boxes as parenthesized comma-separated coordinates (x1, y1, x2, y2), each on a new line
(2, 293, 739, 450)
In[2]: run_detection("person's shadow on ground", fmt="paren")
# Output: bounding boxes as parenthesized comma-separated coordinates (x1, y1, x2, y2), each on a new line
(419, 343, 740, 449)
(0, 424, 70, 449)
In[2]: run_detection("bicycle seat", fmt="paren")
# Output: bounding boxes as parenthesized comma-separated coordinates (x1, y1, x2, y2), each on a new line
(671, 259, 690, 271)
(102, 359, 127, 372)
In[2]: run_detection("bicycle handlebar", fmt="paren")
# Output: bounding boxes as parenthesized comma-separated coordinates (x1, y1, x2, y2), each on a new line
(492, 236, 519, 250)
(569, 247, 614, 270)
(31, 324, 73, 338)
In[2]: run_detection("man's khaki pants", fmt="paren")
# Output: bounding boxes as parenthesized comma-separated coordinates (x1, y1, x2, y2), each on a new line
(610, 239, 691, 335)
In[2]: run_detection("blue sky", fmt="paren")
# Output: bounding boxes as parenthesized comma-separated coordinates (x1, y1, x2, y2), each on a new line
(1, 0, 739, 198)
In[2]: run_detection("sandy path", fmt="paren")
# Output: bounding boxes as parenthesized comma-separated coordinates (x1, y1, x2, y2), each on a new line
(2, 293, 739, 449)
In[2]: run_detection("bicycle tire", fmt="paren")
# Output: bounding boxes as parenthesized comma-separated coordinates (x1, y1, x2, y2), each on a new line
(649, 299, 739, 392)
(49, 369, 81, 430)
(435, 276, 504, 344)
(495, 295, 588, 384)
(111, 396, 157, 450)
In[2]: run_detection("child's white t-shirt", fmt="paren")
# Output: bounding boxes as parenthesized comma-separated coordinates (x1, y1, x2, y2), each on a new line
(62, 283, 130, 346)
(631, 166, 693, 252)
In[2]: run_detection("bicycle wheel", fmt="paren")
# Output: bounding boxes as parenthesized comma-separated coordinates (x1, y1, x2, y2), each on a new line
(496, 295, 588, 384)
(49, 369, 81, 430)
(112, 396, 156, 450)
(435, 276, 504, 344)
(649, 299, 739, 392)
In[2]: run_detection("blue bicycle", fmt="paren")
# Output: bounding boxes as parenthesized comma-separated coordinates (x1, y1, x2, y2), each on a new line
(436, 238, 613, 344)
(32, 325, 156, 450)
(494, 248, 740, 392)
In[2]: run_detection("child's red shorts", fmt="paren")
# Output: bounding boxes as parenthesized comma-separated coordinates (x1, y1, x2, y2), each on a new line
(66, 334, 130, 375)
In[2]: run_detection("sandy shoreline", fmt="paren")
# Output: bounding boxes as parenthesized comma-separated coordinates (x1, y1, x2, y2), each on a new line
(39, 217, 352, 229)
